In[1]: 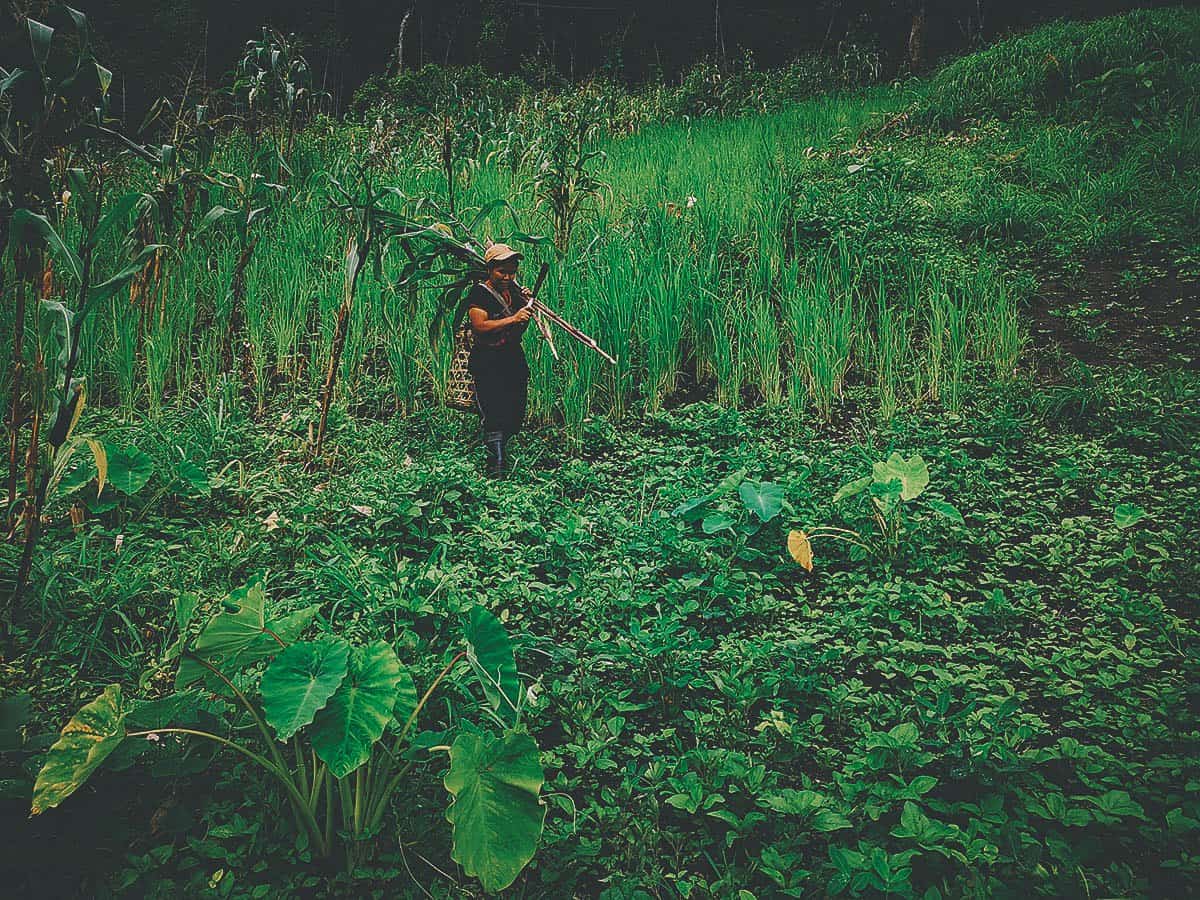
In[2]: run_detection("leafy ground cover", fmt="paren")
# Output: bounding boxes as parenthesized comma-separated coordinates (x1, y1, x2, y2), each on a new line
(3, 356, 1198, 896)
(4, 7, 1200, 898)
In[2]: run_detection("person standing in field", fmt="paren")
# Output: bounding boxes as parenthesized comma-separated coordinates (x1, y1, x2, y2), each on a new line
(466, 243, 533, 477)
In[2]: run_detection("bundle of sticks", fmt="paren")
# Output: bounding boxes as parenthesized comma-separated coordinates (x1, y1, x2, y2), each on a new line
(515, 262, 617, 366)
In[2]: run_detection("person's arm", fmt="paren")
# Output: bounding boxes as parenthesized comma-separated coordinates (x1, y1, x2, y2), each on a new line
(469, 303, 532, 334)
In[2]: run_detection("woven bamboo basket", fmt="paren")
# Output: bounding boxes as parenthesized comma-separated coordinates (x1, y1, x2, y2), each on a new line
(444, 325, 477, 412)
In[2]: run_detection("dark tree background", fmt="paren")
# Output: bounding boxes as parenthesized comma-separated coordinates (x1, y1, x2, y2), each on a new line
(2, 0, 1193, 121)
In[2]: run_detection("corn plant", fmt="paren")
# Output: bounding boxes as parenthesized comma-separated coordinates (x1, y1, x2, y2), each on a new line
(199, 168, 285, 387)
(1, 5, 116, 531)
(29, 581, 547, 891)
(234, 28, 324, 177)
(530, 106, 609, 255)
(8, 169, 163, 599)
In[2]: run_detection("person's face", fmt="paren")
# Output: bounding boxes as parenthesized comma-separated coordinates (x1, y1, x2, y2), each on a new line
(489, 260, 518, 288)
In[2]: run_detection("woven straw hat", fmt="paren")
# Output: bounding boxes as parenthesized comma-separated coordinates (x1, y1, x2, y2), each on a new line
(483, 243, 523, 266)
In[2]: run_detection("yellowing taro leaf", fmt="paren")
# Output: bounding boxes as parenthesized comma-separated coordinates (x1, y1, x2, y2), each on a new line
(788, 530, 814, 571)
(86, 437, 108, 496)
(32, 685, 127, 815)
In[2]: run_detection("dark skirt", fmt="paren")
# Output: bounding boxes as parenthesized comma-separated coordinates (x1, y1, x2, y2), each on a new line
(469, 346, 529, 436)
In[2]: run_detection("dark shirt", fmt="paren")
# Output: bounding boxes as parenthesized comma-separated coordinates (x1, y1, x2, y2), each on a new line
(466, 282, 529, 350)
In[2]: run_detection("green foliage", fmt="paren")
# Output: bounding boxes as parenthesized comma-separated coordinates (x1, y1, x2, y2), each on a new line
(310, 641, 404, 778)
(797, 451, 961, 566)
(445, 730, 547, 893)
(29, 583, 546, 889)
(259, 638, 350, 741)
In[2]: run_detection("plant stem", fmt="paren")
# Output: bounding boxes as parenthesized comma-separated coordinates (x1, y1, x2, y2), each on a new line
(128, 728, 326, 855)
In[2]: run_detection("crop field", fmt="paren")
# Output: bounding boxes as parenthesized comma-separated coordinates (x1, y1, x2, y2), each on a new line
(2, 6, 1199, 899)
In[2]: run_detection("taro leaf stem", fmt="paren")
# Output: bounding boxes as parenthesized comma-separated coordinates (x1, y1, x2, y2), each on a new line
(128, 728, 326, 855)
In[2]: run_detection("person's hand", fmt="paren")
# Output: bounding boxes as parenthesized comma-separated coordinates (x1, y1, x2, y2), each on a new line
(511, 307, 532, 324)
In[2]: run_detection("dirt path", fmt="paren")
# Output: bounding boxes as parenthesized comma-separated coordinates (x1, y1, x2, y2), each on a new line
(1028, 254, 1200, 372)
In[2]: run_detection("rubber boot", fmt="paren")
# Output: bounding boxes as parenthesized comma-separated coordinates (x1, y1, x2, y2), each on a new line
(484, 430, 505, 478)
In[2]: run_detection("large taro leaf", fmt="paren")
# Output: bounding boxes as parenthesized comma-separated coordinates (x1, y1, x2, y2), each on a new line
(872, 453, 929, 501)
(31, 685, 127, 815)
(176, 584, 316, 689)
(671, 468, 747, 520)
(464, 606, 519, 725)
(176, 581, 269, 688)
(311, 641, 402, 778)
(738, 480, 785, 523)
(833, 475, 872, 504)
(787, 529, 814, 572)
(444, 730, 545, 893)
(261, 639, 349, 741)
(103, 442, 154, 495)
(393, 666, 419, 735)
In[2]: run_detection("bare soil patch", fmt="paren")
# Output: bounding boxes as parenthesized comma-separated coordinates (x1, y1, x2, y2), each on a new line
(1029, 254, 1200, 372)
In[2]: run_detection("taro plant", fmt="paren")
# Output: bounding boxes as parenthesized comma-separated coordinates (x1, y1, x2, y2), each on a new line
(30, 581, 547, 892)
(788, 453, 962, 569)
(672, 468, 792, 560)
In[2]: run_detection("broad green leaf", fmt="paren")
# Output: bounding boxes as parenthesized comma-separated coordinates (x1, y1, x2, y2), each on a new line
(58, 451, 97, 496)
(715, 467, 748, 494)
(812, 808, 853, 832)
(833, 475, 872, 503)
(103, 442, 153, 495)
(1085, 790, 1147, 820)
(671, 468, 747, 519)
(311, 641, 402, 777)
(176, 459, 211, 497)
(445, 730, 545, 893)
(926, 499, 964, 524)
(176, 582, 271, 688)
(464, 606, 520, 725)
(702, 512, 736, 534)
(261, 638, 349, 741)
(763, 789, 824, 815)
(11, 209, 83, 284)
(31, 685, 126, 815)
(738, 481, 785, 523)
(671, 493, 713, 520)
(1113, 504, 1146, 529)
(873, 453, 930, 501)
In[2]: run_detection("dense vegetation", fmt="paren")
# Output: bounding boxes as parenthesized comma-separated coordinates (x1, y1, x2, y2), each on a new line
(2, 6, 1199, 898)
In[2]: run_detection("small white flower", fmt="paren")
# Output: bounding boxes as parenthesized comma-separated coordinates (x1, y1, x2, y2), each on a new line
(685, 195, 698, 208)
(146, 733, 161, 743)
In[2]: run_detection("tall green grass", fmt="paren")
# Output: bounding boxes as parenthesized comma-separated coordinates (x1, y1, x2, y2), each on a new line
(27, 9, 1198, 438)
